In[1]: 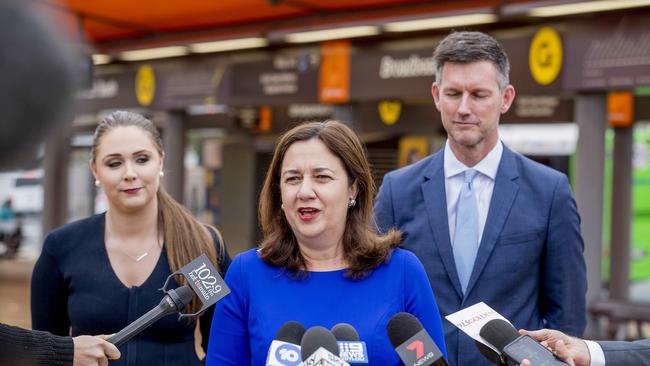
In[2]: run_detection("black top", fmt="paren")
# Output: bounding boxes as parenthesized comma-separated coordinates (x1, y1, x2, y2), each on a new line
(31, 213, 231, 366)
(0, 323, 73, 366)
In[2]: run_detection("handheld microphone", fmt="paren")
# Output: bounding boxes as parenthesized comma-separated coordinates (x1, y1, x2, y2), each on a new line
(266, 321, 305, 366)
(107, 286, 194, 346)
(479, 319, 569, 366)
(386, 312, 448, 366)
(301, 326, 350, 366)
(475, 340, 506, 366)
(331, 323, 369, 365)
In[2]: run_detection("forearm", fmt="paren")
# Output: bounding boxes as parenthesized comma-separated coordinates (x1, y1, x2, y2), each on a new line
(0, 323, 73, 366)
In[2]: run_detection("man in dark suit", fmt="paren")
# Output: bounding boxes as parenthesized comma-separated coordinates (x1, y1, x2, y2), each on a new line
(374, 31, 587, 365)
(520, 329, 650, 366)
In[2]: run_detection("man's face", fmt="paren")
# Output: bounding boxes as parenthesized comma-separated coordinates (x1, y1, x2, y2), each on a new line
(432, 61, 515, 154)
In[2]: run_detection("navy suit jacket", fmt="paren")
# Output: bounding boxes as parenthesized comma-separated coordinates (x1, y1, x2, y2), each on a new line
(374, 145, 587, 366)
(598, 339, 650, 365)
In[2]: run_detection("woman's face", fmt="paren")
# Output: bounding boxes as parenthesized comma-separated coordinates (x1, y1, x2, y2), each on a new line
(91, 126, 163, 214)
(280, 138, 357, 249)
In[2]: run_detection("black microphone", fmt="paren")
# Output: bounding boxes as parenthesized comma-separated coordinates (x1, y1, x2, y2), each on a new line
(479, 319, 569, 366)
(301, 326, 349, 366)
(331, 323, 369, 365)
(475, 340, 507, 366)
(266, 321, 305, 366)
(386, 312, 447, 366)
(0, 1, 78, 170)
(107, 286, 194, 346)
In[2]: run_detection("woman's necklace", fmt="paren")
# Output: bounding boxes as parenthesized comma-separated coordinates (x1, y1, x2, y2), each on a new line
(118, 236, 160, 262)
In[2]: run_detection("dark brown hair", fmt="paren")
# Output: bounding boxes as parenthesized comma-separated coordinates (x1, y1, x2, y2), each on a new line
(91, 110, 225, 314)
(434, 31, 510, 90)
(258, 120, 400, 279)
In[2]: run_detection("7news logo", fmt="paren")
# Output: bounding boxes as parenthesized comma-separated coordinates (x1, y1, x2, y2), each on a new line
(407, 340, 424, 358)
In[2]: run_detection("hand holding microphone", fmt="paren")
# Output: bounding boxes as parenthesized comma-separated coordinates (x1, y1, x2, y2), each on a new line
(479, 319, 570, 366)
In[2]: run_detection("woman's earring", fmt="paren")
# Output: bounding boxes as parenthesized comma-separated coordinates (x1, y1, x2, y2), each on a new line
(159, 171, 164, 177)
(348, 197, 356, 208)
(281, 203, 285, 210)
(94, 179, 100, 187)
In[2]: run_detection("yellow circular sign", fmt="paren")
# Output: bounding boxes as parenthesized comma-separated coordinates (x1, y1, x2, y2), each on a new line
(378, 100, 401, 126)
(135, 65, 155, 106)
(529, 27, 562, 86)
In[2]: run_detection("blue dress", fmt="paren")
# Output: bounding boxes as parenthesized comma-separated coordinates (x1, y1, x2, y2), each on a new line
(31, 213, 231, 366)
(206, 248, 447, 365)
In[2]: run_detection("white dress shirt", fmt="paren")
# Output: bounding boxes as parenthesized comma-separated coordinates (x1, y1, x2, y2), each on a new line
(444, 139, 503, 244)
(585, 340, 606, 366)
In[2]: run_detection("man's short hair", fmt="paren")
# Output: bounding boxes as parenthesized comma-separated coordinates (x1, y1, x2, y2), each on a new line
(433, 31, 510, 90)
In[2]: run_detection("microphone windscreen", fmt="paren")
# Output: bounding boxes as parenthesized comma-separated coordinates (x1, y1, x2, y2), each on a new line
(300, 326, 340, 361)
(474, 340, 503, 365)
(386, 312, 423, 347)
(169, 285, 195, 310)
(479, 319, 520, 352)
(0, 1, 77, 170)
(331, 323, 360, 341)
(275, 321, 306, 345)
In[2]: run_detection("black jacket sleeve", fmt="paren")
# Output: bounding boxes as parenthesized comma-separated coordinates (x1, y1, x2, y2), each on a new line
(0, 323, 73, 366)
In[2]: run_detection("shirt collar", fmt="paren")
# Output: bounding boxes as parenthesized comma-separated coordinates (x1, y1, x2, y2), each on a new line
(444, 139, 503, 180)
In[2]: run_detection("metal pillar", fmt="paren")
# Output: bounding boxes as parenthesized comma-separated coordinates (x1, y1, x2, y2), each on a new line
(575, 94, 607, 304)
(161, 111, 186, 202)
(609, 126, 634, 301)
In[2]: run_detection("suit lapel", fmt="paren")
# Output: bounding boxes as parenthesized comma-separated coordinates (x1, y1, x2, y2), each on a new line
(421, 149, 464, 299)
(465, 146, 520, 296)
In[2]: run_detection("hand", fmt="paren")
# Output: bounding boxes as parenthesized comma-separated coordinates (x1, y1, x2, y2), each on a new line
(520, 339, 574, 365)
(72, 335, 120, 366)
(519, 329, 590, 366)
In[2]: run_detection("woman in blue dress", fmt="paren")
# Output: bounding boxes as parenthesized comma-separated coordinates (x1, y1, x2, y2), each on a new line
(31, 111, 230, 366)
(206, 120, 446, 365)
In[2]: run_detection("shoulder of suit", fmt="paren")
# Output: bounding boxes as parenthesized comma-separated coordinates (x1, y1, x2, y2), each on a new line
(385, 152, 439, 181)
(506, 147, 566, 181)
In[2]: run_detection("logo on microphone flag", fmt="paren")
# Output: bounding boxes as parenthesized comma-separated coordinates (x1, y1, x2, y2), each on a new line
(275, 343, 301, 366)
(407, 340, 424, 358)
(164, 253, 230, 317)
(395, 329, 442, 366)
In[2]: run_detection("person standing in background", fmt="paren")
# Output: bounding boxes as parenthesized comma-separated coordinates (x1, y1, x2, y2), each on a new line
(31, 111, 231, 366)
(374, 31, 587, 366)
(206, 120, 447, 365)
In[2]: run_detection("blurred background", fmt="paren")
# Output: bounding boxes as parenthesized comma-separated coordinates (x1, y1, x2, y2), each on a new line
(1, 0, 649, 341)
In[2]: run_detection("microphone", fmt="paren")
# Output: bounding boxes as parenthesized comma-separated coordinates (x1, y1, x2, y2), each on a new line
(475, 340, 506, 366)
(331, 323, 369, 365)
(266, 321, 305, 366)
(107, 286, 194, 346)
(0, 1, 78, 170)
(386, 312, 447, 366)
(300, 326, 350, 366)
(479, 319, 569, 366)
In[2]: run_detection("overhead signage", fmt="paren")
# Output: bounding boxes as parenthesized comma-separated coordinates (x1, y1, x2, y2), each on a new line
(529, 27, 563, 86)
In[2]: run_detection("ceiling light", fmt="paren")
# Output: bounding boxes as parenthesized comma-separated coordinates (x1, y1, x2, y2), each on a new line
(92, 54, 111, 65)
(119, 46, 188, 61)
(189, 37, 269, 53)
(384, 13, 497, 32)
(285, 26, 380, 43)
(528, 0, 650, 17)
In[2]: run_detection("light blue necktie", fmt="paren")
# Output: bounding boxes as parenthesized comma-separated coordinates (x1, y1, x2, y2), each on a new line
(453, 169, 479, 294)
